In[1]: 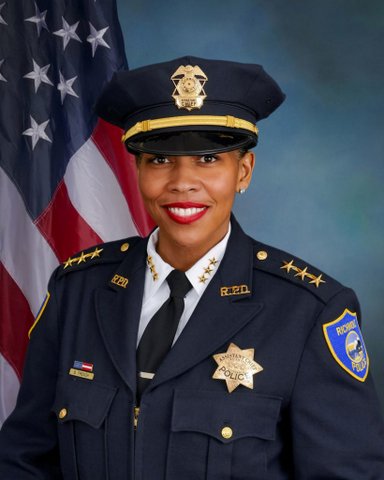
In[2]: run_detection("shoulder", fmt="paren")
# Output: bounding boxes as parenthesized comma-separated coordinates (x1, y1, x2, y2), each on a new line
(250, 238, 345, 305)
(57, 236, 145, 279)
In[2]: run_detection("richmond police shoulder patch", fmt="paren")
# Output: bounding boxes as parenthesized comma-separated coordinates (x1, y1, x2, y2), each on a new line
(323, 309, 369, 382)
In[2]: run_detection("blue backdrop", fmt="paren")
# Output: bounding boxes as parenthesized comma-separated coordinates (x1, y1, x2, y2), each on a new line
(117, 0, 384, 406)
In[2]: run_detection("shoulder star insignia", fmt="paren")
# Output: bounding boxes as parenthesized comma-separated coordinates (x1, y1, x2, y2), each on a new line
(309, 274, 326, 288)
(90, 247, 103, 259)
(198, 274, 208, 284)
(281, 260, 326, 288)
(212, 343, 263, 393)
(281, 259, 295, 273)
(295, 266, 309, 280)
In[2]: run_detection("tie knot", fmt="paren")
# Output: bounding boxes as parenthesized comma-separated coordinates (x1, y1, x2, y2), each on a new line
(167, 269, 192, 299)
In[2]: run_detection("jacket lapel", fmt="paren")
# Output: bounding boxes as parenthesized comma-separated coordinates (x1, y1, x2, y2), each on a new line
(95, 238, 147, 392)
(149, 218, 264, 391)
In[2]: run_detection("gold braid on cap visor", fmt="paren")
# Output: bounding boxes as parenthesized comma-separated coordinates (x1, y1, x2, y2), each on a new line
(121, 115, 259, 143)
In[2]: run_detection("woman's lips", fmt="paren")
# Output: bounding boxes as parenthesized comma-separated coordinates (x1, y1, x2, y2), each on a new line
(163, 202, 208, 224)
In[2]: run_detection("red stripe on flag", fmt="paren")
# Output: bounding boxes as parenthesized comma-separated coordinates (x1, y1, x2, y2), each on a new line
(35, 181, 103, 262)
(92, 120, 155, 237)
(0, 262, 34, 380)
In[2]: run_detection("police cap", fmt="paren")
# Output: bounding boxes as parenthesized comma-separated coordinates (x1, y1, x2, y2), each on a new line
(95, 56, 285, 155)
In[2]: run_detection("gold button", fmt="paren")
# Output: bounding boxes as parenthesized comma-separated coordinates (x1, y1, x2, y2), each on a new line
(58, 408, 67, 419)
(120, 242, 129, 252)
(256, 250, 268, 261)
(221, 426, 233, 439)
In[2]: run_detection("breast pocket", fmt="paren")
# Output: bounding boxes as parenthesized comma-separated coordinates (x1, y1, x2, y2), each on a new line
(52, 375, 117, 480)
(166, 389, 282, 480)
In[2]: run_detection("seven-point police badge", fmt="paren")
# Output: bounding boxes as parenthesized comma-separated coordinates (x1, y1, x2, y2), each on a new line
(323, 309, 369, 382)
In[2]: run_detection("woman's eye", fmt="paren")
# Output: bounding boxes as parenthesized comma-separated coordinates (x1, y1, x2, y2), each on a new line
(151, 156, 169, 165)
(200, 155, 217, 163)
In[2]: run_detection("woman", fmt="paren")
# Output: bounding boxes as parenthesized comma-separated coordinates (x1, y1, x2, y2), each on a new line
(0, 56, 383, 479)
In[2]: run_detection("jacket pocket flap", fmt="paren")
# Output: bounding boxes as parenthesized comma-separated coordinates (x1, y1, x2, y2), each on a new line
(52, 376, 117, 429)
(172, 389, 282, 443)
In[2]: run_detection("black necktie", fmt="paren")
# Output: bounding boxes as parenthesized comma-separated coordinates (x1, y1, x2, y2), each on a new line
(136, 269, 192, 402)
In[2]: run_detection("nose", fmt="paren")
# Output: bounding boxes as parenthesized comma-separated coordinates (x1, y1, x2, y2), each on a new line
(167, 157, 200, 193)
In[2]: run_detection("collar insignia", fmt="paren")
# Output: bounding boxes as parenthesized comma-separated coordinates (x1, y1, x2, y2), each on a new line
(212, 343, 263, 393)
(171, 64, 208, 111)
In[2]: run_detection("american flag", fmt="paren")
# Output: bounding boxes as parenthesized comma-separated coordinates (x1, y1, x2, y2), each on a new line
(0, 0, 154, 426)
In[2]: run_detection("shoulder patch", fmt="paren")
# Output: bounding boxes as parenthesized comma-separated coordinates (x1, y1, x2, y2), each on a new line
(323, 309, 369, 382)
(58, 237, 141, 278)
(252, 243, 344, 304)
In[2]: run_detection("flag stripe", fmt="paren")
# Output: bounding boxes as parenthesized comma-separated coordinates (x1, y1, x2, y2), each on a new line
(64, 136, 139, 242)
(0, 166, 58, 316)
(0, 354, 20, 427)
(0, 262, 34, 379)
(92, 120, 155, 236)
(35, 181, 103, 263)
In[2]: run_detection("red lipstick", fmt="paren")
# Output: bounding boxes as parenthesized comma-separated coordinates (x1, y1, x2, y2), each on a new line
(163, 202, 208, 224)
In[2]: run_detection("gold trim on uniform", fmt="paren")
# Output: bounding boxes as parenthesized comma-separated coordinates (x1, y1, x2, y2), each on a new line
(281, 259, 326, 288)
(28, 291, 51, 338)
(121, 115, 259, 143)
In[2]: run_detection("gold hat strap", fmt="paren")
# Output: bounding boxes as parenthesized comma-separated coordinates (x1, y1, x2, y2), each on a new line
(121, 115, 258, 143)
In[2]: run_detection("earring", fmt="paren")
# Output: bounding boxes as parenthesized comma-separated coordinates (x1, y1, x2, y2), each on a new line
(238, 188, 246, 194)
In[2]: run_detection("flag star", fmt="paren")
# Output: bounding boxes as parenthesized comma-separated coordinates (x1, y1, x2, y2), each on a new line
(53, 17, 81, 50)
(0, 59, 7, 82)
(24, 2, 49, 37)
(24, 59, 54, 93)
(57, 72, 79, 104)
(0, 2, 7, 25)
(87, 22, 110, 57)
(22, 116, 52, 150)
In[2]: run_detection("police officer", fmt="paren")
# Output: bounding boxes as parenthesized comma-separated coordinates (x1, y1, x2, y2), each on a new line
(1, 56, 384, 479)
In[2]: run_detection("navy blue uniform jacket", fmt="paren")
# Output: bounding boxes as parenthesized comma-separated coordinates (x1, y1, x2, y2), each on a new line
(1, 218, 384, 479)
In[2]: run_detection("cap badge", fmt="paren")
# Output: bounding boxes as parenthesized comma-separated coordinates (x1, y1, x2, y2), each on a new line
(171, 64, 208, 111)
(212, 343, 263, 393)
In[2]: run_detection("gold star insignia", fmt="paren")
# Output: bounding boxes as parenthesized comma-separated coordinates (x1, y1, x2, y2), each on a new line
(212, 343, 263, 393)
(91, 247, 103, 259)
(63, 257, 73, 269)
(209, 257, 218, 266)
(295, 267, 309, 280)
(309, 274, 326, 288)
(77, 251, 87, 264)
(204, 266, 213, 275)
(281, 260, 295, 273)
(198, 274, 208, 284)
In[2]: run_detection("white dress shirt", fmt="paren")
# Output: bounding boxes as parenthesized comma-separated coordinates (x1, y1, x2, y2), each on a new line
(137, 224, 231, 346)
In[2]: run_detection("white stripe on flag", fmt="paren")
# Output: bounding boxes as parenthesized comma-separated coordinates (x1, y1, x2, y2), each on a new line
(0, 166, 59, 316)
(0, 354, 20, 428)
(64, 139, 139, 242)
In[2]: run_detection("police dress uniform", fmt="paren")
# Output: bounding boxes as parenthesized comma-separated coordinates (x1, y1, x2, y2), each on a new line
(0, 56, 384, 479)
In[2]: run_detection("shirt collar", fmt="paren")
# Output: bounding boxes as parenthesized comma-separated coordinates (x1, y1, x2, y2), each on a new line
(145, 223, 231, 297)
